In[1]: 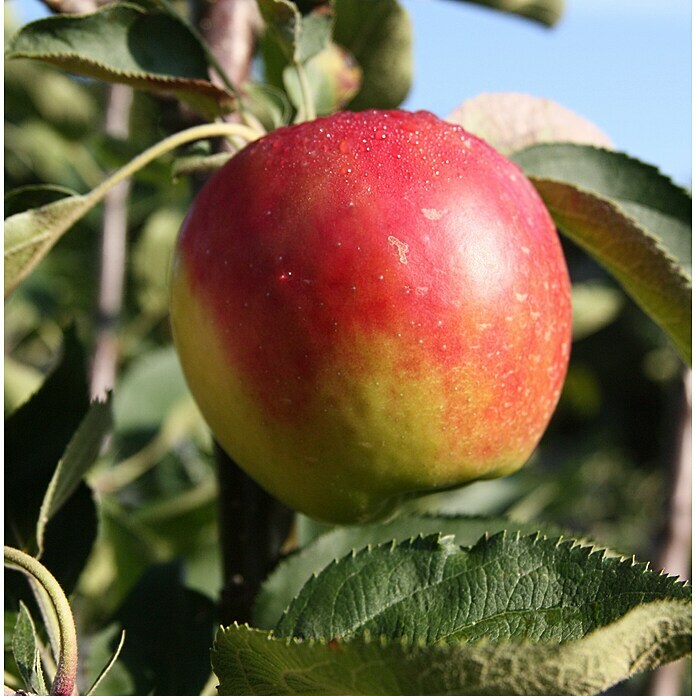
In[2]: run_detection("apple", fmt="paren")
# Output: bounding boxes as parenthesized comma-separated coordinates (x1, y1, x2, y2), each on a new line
(169, 109, 572, 524)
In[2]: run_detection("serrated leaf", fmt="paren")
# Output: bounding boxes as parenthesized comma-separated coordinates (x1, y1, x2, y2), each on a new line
(334, 0, 412, 110)
(36, 396, 112, 557)
(258, 0, 334, 64)
(12, 603, 49, 696)
(275, 533, 690, 644)
(512, 145, 692, 364)
(514, 144, 692, 273)
(456, 0, 564, 27)
(447, 93, 613, 156)
(538, 181, 691, 363)
(214, 600, 690, 695)
(253, 513, 565, 629)
(5, 3, 236, 118)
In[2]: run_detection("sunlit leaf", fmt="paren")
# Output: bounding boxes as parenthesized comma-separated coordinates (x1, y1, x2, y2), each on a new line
(216, 603, 689, 695)
(447, 93, 613, 155)
(254, 513, 565, 629)
(275, 534, 689, 643)
(514, 144, 692, 272)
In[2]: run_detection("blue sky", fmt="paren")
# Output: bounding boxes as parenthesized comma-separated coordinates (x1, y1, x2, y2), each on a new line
(401, 0, 692, 185)
(11, 0, 692, 185)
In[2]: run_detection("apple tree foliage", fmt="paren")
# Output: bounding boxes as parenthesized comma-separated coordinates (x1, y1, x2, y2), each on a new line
(3, 0, 691, 694)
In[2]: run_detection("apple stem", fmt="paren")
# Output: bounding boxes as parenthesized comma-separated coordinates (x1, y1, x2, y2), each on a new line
(4, 546, 79, 696)
(214, 442, 294, 625)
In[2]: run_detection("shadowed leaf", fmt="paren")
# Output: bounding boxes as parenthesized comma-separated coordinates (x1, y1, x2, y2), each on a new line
(5, 3, 236, 117)
(513, 145, 691, 364)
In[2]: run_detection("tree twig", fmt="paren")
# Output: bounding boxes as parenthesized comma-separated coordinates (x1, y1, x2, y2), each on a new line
(647, 369, 691, 696)
(90, 84, 132, 400)
(196, 0, 262, 90)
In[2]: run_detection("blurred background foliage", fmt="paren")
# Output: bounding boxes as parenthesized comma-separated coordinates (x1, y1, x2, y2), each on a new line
(3, 4, 689, 695)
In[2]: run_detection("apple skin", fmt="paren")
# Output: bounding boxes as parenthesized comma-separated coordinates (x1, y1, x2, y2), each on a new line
(170, 110, 572, 524)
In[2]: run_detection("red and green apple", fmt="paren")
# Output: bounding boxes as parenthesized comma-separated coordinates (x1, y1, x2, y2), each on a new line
(169, 110, 572, 523)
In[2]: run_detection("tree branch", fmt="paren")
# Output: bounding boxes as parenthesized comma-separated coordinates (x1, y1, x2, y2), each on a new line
(90, 84, 132, 400)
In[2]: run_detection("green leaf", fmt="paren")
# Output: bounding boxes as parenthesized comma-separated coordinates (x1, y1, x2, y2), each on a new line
(36, 396, 112, 557)
(132, 208, 186, 316)
(5, 120, 257, 298)
(513, 145, 692, 364)
(5, 3, 236, 118)
(5, 193, 95, 298)
(113, 345, 191, 437)
(283, 42, 362, 116)
(334, 0, 412, 109)
(214, 600, 690, 695)
(4, 330, 98, 618)
(12, 602, 49, 696)
(4, 354, 44, 413)
(113, 562, 218, 696)
(514, 144, 692, 273)
(455, 0, 564, 27)
(81, 624, 135, 695)
(275, 533, 690, 643)
(83, 629, 127, 696)
(4, 327, 90, 555)
(571, 281, 624, 341)
(5, 185, 80, 219)
(447, 93, 613, 156)
(254, 514, 565, 629)
(242, 82, 292, 130)
(258, 0, 334, 64)
(5, 119, 103, 191)
(5, 59, 99, 140)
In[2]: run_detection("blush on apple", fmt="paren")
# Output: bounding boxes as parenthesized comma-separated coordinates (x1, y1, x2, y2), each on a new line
(169, 109, 572, 523)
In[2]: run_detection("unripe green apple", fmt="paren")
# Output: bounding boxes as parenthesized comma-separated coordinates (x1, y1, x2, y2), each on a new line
(170, 110, 572, 524)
